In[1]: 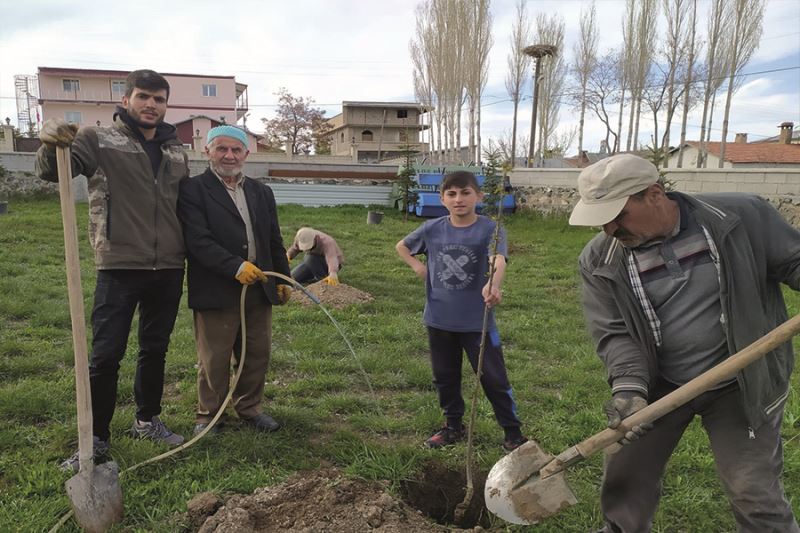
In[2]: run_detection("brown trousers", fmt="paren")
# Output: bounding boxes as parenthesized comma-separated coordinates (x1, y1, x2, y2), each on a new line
(193, 289, 272, 423)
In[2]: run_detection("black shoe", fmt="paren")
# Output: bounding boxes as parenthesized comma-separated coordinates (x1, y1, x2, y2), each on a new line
(241, 413, 280, 432)
(425, 425, 465, 449)
(59, 436, 110, 473)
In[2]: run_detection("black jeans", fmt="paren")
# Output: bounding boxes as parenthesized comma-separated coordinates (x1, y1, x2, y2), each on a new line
(291, 254, 338, 285)
(426, 326, 521, 431)
(89, 269, 184, 441)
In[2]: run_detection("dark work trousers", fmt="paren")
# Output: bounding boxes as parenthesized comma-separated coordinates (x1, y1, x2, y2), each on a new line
(601, 379, 799, 533)
(426, 326, 521, 431)
(89, 269, 184, 441)
(291, 253, 333, 284)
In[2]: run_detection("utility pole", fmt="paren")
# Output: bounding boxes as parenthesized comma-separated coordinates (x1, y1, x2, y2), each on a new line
(523, 44, 557, 168)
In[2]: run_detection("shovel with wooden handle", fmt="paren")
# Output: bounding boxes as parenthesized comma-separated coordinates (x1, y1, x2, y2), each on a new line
(485, 313, 800, 525)
(56, 146, 124, 532)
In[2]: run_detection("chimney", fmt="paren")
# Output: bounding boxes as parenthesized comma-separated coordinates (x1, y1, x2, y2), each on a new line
(779, 122, 794, 144)
(735, 133, 748, 144)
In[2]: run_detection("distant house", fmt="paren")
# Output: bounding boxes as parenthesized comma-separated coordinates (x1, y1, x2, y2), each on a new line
(173, 115, 261, 152)
(323, 101, 429, 163)
(750, 122, 799, 144)
(36, 67, 248, 128)
(563, 150, 609, 168)
(668, 122, 800, 168)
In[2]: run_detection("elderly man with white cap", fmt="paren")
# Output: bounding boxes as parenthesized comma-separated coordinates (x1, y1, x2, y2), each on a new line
(177, 125, 292, 435)
(569, 153, 800, 533)
(286, 227, 344, 286)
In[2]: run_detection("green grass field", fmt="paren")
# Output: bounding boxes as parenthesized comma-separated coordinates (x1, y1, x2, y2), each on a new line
(0, 198, 797, 532)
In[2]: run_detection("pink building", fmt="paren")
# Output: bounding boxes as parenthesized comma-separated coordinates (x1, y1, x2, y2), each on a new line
(37, 66, 249, 132)
(174, 115, 261, 152)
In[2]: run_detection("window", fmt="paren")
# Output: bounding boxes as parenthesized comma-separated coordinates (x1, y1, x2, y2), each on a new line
(63, 79, 80, 92)
(396, 109, 408, 119)
(65, 111, 82, 124)
(340, 132, 344, 142)
(111, 80, 126, 99)
(202, 84, 217, 97)
(362, 130, 373, 141)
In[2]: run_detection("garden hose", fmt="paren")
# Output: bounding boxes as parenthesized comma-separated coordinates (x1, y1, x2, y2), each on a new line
(51, 271, 374, 532)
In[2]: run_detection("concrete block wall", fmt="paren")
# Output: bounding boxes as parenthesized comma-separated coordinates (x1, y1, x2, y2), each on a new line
(510, 167, 800, 198)
(667, 169, 800, 197)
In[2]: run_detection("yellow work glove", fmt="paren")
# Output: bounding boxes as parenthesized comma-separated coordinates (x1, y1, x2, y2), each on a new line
(276, 284, 292, 305)
(235, 261, 267, 285)
(323, 272, 339, 286)
(40, 118, 79, 147)
(286, 252, 292, 263)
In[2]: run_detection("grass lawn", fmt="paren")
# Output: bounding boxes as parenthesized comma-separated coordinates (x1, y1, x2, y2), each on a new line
(0, 198, 798, 532)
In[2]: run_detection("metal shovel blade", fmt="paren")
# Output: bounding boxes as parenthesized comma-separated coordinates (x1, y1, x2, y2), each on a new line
(484, 440, 577, 525)
(65, 461, 124, 533)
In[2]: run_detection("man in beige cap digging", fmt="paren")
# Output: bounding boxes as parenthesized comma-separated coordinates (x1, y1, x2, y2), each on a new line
(286, 227, 344, 286)
(570, 153, 800, 532)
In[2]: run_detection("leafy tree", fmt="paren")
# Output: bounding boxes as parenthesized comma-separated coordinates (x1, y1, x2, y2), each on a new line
(262, 88, 332, 155)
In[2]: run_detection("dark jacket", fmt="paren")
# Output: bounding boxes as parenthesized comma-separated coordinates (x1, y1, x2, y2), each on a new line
(177, 168, 291, 310)
(579, 192, 800, 429)
(36, 112, 188, 270)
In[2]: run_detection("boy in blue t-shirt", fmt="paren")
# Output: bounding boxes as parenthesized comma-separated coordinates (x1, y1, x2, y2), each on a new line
(396, 171, 527, 452)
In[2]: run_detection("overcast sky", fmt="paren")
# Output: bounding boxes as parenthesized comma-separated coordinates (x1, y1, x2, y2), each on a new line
(1, 0, 798, 153)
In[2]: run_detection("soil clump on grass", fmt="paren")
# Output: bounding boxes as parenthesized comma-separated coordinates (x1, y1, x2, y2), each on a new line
(186, 467, 482, 532)
(290, 281, 374, 309)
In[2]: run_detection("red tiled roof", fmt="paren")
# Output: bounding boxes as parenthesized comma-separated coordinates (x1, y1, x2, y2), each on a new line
(686, 141, 800, 164)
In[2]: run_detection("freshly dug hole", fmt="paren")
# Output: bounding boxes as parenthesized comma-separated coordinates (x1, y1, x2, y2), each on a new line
(400, 460, 492, 529)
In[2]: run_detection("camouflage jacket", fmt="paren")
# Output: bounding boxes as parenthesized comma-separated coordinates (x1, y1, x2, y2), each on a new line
(36, 116, 188, 269)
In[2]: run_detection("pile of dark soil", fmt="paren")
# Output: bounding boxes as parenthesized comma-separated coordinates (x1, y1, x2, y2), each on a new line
(185, 467, 483, 532)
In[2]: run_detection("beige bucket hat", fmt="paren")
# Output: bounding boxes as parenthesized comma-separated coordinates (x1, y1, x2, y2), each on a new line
(569, 154, 659, 226)
(295, 227, 320, 251)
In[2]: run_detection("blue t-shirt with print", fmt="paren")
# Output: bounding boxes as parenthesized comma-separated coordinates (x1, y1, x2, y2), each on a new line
(402, 215, 507, 332)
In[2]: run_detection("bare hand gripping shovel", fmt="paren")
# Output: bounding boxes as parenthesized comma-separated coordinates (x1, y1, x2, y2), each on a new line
(485, 314, 800, 525)
(56, 146, 124, 532)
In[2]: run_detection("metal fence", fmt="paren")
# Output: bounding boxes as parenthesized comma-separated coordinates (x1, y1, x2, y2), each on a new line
(264, 182, 393, 207)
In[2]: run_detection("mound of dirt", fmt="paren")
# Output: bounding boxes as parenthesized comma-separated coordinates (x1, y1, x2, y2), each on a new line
(290, 281, 374, 309)
(187, 467, 479, 532)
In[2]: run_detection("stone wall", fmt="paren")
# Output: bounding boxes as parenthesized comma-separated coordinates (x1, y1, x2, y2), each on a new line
(510, 167, 800, 227)
(0, 169, 59, 198)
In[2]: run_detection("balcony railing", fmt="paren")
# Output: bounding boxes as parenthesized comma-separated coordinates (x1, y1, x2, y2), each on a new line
(39, 89, 121, 103)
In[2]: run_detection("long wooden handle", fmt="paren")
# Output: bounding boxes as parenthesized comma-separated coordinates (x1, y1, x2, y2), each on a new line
(56, 146, 94, 475)
(541, 314, 800, 478)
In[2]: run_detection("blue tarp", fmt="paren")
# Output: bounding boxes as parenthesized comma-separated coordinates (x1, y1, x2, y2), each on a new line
(410, 172, 515, 217)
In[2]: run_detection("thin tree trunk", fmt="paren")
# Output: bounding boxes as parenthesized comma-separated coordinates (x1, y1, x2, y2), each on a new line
(476, 102, 482, 165)
(626, 92, 636, 151)
(677, 0, 697, 168)
(705, 93, 717, 167)
(510, 99, 519, 165)
(633, 97, 642, 150)
(616, 86, 626, 153)
(468, 100, 476, 162)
